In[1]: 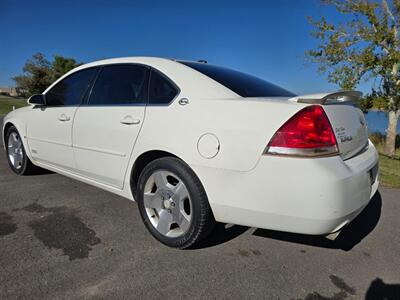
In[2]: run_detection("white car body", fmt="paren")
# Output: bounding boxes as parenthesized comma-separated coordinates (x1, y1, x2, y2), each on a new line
(2, 57, 379, 236)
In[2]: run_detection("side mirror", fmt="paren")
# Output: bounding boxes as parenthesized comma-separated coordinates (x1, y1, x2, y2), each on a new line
(27, 94, 46, 106)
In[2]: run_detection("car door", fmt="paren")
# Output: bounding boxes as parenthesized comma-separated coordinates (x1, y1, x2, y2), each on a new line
(26, 68, 98, 171)
(72, 64, 149, 188)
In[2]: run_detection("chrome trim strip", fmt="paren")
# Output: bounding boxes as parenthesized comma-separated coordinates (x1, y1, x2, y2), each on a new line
(265, 146, 339, 158)
(73, 144, 126, 157)
(27, 137, 72, 147)
(27, 137, 126, 157)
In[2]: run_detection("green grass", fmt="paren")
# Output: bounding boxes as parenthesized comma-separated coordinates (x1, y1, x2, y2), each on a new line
(378, 154, 400, 188)
(369, 132, 400, 189)
(0, 95, 28, 116)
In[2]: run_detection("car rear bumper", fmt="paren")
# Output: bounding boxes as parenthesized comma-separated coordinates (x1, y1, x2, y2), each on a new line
(191, 140, 379, 235)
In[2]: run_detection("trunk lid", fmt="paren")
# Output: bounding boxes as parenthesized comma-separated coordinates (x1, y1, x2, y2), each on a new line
(289, 91, 369, 160)
(323, 105, 369, 160)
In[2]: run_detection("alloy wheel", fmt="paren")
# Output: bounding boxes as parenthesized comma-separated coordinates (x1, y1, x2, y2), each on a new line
(7, 132, 23, 170)
(143, 170, 192, 237)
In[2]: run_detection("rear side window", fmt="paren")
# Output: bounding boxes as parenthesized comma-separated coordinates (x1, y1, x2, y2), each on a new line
(148, 70, 178, 105)
(89, 65, 149, 105)
(46, 68, 98, 106)
(179, 61, 295, 98)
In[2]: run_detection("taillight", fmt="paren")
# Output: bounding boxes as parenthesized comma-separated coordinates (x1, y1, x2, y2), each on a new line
(265, 105, 338, 157)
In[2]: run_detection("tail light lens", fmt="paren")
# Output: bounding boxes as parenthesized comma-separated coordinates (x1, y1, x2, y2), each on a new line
(265, 105, 338, 157)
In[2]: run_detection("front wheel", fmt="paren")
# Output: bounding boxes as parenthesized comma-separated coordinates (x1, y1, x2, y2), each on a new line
(136, 157, 215, 249)
(5, 126, 37, 175)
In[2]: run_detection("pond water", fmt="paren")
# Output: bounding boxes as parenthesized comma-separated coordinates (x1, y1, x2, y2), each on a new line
(364, 111, 400, 134)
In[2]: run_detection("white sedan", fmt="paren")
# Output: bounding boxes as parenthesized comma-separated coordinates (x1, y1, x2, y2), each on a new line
(2, 57, 379, 248)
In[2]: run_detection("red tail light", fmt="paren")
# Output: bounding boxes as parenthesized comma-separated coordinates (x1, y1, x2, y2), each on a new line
(265, 105, 338, 157)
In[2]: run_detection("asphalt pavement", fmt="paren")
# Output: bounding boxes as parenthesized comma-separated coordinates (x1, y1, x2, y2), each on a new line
(0, 119, 399, 299)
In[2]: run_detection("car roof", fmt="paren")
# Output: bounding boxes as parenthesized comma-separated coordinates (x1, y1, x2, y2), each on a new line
(76, 56, 173, 68)
(74, 56, 204, 69)
(43, 56, 239, 99)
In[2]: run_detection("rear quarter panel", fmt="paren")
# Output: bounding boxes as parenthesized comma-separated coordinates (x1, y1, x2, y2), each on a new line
(130, 98, 307, 172)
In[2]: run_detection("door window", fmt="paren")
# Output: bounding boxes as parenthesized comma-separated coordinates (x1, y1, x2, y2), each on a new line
(45, 68, 98, 106)
(88, 65, 149, 105)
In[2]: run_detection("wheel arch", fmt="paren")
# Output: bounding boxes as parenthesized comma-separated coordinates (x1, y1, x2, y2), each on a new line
(2, 121, 15, 147)
(2, 119, 32, 162)
(130, 150, 179, 198)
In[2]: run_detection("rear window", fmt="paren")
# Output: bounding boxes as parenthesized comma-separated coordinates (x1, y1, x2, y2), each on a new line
(149, 70, 178, 105)
(179, 61, 295, 98)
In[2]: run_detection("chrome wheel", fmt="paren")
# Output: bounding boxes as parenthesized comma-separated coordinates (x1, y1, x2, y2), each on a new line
(143, 170, 192, 237)
(7, 132, 23, 170)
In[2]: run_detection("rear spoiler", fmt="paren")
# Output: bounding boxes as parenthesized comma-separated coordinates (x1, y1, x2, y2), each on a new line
(289, 91, 362, 105)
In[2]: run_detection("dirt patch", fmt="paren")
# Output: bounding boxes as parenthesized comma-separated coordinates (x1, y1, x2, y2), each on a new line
(22, 203, 101, 260)
(0, 211, 17, 237)
(297, 275, 356, 300)
(329, 275, 356, 295)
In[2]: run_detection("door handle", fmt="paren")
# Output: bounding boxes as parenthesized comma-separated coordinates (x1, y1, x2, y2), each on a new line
(58, 114, 71, 122)
(120, 116, 140, 125)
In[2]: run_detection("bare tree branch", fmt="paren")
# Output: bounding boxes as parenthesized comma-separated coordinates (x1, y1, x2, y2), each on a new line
(382, 0, 396, 24)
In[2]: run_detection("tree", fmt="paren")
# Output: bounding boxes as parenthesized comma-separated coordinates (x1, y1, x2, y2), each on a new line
(13, 53, 52, 95)
(13, 53, 80, 96)
(306, 0, 400, 157)
(51, 55, 80, 82)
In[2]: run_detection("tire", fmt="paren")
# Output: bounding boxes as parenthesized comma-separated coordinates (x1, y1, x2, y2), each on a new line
(5, 126, 37, 175)
(136, 157, 215, 249)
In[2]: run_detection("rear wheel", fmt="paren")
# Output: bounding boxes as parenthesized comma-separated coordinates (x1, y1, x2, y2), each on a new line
(5, 126, 37, 175)
(136, 157, 215, 248)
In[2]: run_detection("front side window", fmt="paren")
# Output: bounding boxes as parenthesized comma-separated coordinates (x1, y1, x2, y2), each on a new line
(148, 70, 178, 105)
(88, 65, 149, 105)
(179, 61, 295, 98)
(46, 68, 98, 106)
